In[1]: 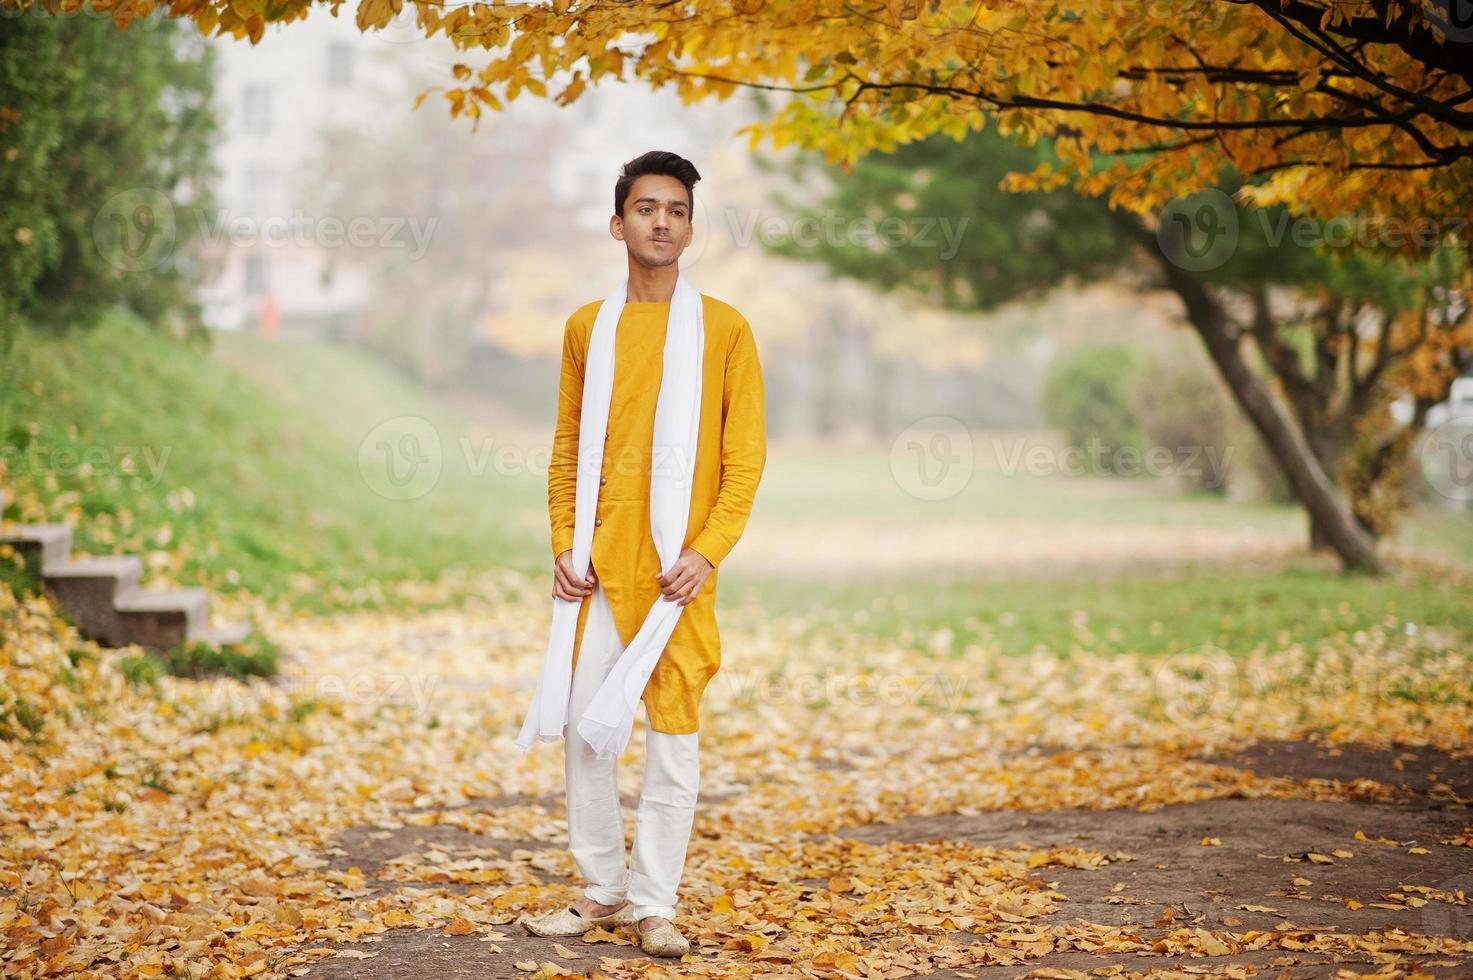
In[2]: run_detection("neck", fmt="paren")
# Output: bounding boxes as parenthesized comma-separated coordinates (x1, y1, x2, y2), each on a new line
(625, 261, 678, 303)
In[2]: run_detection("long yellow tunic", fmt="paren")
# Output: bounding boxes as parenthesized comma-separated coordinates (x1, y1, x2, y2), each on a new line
(548, 293, 767, 734)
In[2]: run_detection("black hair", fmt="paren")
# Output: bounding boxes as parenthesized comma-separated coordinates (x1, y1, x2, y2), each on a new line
(614, 151, 701, 219)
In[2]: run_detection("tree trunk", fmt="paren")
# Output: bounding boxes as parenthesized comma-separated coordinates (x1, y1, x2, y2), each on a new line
(1118, 217, 1389, 574)
(812, 317, 839, 438)
(870, 355, 895, 440)
(1304, 429, 1342, 553)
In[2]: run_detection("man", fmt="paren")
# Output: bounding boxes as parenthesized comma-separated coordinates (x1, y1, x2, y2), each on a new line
(518, 150, 767, 958)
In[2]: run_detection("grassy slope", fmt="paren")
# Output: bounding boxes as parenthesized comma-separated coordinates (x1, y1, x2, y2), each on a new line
(1, 310, 546, 614)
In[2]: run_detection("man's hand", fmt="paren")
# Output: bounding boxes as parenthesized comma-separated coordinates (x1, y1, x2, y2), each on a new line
(655, 547, 714, 606)
(553, 549, 596, 601)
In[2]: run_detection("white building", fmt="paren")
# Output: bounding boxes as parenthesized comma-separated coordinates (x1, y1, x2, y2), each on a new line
(197, 10, 454, 337)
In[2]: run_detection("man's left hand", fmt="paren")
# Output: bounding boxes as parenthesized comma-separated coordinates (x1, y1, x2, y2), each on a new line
(655, 548, 714, 606)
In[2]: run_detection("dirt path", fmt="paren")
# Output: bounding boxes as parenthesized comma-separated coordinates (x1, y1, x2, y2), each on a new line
(294, 740, 1473, 979)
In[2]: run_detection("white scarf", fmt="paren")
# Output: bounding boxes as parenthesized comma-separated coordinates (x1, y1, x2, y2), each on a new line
(515, 271, 705, 761)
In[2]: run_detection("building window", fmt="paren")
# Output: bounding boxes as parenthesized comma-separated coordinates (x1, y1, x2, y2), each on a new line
(243, 83, 271, 132)
(244, 254, 267, 296)
(244, 164, 267, 197)
(327, 42, 353, 86)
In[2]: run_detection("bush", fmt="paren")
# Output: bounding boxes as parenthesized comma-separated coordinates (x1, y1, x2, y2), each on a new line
(121, 631, 282, 683)
(1040, 343, 1146, 476)
(0, 7, 218, 352)
(1221, 406, 1297, 504)
(1129, 344, 1235, 494)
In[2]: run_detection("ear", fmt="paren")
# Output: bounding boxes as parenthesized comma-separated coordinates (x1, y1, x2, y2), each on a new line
(609, 213, 624, 241)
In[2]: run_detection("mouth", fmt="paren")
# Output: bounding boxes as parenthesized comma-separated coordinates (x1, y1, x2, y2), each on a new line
(651, 238, 672, 245)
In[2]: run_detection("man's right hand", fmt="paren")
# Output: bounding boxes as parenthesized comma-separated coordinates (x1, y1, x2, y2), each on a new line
(552, 549, 596, 601)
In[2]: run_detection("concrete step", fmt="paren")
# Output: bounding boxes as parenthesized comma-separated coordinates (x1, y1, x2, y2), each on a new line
(1, 522, 75, 572)
(114, 586, 210, 652)
(2, 488, 258, 657)
(46, 554, 144, 593)
(42, 556, 147, 646)
(191, 620, 254, 647)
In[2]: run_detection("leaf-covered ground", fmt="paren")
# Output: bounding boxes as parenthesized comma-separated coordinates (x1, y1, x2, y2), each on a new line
(3, 566, 1472, 979)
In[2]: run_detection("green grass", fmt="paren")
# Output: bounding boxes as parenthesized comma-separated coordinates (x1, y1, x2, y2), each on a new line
(1, 309, 546, 614)
(711, 434, 1473, 657)
(119, 630, 281, 684)
(719, 559, 1473, 659)
(753, 440, 1304, 530)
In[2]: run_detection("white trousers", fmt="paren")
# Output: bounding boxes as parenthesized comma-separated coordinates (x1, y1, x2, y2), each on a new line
(565, 581, 700, 922)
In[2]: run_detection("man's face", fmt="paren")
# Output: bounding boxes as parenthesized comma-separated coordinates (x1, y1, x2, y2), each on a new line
(611, 173, 693, 269)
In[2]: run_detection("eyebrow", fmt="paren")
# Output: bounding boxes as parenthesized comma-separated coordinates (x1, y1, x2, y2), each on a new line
(633, 196, 690, 210)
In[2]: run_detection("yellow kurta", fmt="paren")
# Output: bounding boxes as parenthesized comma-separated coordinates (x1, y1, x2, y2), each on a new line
(548, 293, 767, 734)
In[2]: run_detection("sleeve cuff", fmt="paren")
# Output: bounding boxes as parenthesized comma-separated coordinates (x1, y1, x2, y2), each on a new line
(688, 527, 733, 568)
(552, 527, 574, 559)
